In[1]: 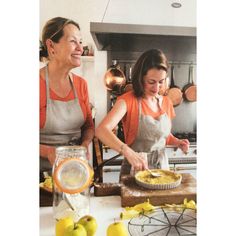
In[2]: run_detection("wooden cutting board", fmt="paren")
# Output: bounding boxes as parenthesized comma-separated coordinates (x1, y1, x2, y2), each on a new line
(120, 173, 196, 207)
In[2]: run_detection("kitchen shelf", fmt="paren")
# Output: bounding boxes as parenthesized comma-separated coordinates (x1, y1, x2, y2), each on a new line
(81, 56, 94, 62)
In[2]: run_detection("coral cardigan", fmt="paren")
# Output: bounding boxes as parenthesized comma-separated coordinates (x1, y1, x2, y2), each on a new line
(117, 91, 176, 146)
(40, 73, 94, 131)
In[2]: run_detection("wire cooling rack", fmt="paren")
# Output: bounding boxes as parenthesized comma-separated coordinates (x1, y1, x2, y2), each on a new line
(128, 207, 196, 236)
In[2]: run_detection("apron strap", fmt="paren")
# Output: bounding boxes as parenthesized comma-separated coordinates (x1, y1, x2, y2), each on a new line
(45, 66, 79, 104)
(45, 65, 51, 105)
(68, 73, 79, 102)
(138, 97, 164, 117)
(156, 97, 164, 114)
(138, 99, 142, 120)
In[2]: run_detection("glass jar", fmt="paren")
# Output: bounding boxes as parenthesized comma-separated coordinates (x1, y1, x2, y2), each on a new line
(52, 146, 93, 222)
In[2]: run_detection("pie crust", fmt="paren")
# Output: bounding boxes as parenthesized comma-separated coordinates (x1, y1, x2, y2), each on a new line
(135, 169, 182, 190)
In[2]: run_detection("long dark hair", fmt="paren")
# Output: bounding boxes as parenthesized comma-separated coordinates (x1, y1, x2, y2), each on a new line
(132, 49, 169, 97)
(40, 17, 80, 60)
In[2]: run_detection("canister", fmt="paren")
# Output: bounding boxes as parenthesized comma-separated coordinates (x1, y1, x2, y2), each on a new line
(52, 146, 93, 222)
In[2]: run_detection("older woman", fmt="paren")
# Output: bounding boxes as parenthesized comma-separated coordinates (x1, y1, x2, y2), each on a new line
(40, 17, 94, 175)
(95, 49, 189, 173)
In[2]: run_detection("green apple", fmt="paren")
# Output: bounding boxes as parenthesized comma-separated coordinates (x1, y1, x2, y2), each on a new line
(107, 221, 129, 236)
(78, 215, 98, 236)
(64, 223, 87, 236)
(55, 217, 74, 236)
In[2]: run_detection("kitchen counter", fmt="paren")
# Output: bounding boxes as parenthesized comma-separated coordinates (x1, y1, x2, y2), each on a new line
(40, 195, 126, 236)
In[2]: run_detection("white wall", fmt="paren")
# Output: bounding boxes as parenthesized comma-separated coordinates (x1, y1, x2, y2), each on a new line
(40, 0, 108, 46)
(103, 0, 196, 27)
(40, 0, 196, 44)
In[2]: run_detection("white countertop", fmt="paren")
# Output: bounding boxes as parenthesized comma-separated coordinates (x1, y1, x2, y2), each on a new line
(40, 195, 127, 236)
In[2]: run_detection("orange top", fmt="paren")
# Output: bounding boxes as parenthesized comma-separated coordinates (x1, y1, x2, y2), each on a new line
(40, 73, 94, 131)
(117, 91, 176, 146)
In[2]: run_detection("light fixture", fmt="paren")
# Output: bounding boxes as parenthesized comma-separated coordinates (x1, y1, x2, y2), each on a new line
(171, 1, 182, 8)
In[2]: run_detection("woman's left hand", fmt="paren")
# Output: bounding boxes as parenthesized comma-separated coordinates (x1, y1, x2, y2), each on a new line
(178, 139, 190, 154)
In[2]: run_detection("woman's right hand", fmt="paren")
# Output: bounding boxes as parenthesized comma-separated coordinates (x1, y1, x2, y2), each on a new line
(122, 146, 148, 171)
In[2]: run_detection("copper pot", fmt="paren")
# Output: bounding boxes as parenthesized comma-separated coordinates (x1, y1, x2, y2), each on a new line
(104, 62, 126, 94)
(183, 65, 197, 102)
(166, 65, 183, 106)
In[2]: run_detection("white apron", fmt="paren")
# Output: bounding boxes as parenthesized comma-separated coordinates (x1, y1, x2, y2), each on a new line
(121, 98, 171, 176)
(40, 66, 85, 171)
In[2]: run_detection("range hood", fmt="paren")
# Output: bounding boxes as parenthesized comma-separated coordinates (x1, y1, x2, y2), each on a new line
(90, 22, 196, 51)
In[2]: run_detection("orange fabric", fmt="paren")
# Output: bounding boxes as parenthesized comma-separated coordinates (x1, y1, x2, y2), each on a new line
(117, 91, 176, 146)
(166, 133, 179, 146)
(40, 73, 94, 131)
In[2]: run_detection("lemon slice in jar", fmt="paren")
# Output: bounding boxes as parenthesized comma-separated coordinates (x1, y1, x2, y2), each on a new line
(53, 158, 93, 194)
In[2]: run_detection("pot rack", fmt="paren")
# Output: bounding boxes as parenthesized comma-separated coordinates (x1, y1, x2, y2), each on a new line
(169, 61, 196, 66)
(109, 60, 196, 86)
(112, 59, 196, 65)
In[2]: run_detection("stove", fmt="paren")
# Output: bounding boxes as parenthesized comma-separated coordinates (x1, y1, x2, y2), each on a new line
(173, 132, 197, 144)
(167, 132, 197, 165)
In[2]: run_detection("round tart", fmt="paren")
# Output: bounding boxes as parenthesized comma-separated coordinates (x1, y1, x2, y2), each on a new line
(135, 169, 182, 190)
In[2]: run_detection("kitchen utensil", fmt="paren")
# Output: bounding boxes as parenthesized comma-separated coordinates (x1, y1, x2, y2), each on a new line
(146, 168, 161, 177)
(104, 60, 126, 94)
(63, 192, 75, 211)
(183, 64, 197, 102)
(166, 65, 183, 106)
(128, 207, 196, 235)
(123, 65, 133, 93)
(135, 169, 182, 190)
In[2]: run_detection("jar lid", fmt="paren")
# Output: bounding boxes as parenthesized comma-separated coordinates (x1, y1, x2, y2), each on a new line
(53, 158, 93, 194)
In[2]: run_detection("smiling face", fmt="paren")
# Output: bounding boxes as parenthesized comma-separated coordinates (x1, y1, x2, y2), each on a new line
(143, 68, 167, 98)
(50, 23, 83, 69)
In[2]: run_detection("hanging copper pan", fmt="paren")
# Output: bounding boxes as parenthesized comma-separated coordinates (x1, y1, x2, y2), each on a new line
(166, 65, 183, 106)
(104, 63, 126, 94)
(123, 65, 133, 93)
(183, 65, 197, 102)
